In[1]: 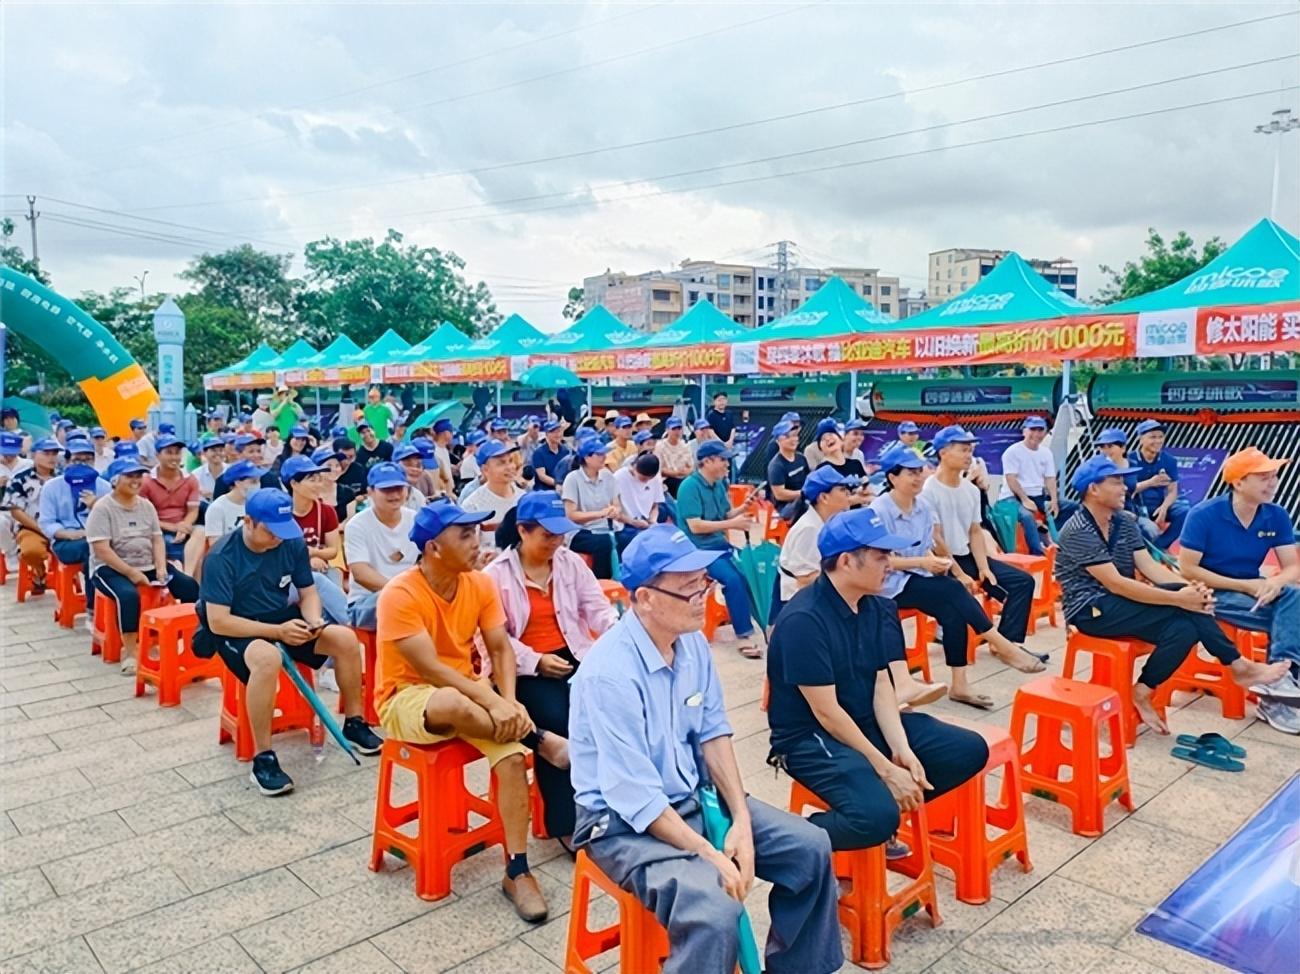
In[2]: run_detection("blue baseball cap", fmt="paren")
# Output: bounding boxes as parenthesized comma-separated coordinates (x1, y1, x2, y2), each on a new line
(63, 463, 100, 493)
(154, 434, 183, 452)
(200, 437, 225, 452)
(817, 508, 914, 558)
(576, 438, 609, 460)
(105, 458, 148, 481)
(666, 417, 684, 430)
(234, 433, 265, 449)
(879, 444, 926, 471)
(0, 432, 21, 456)
(281, 456, 326, 481)
(696, 440, 733, 461)
(411, 437, 439, 469)
(114, 441, 141, 458)
(897, 421, 920, 434)
(221, 432, 237, 444)
(814, 417, 842, 440)
(1096, 428, 1128, 446)
(32, 437, 61, 453)
(1023, 415, 1048, 430)
(633, 430, 654, 446)
(613, 416, 632, 429)
(89, 426, 107, 438)
(516, 490, 579, 534)
(289, 425, 309, 439)
(478, 439, 519, 464)
(621, 524, 724, 591)
(48, 410, 62, 422)
(244, 488, 303, 540)
(693, 418, 711, 432)
(158, 423, 175, 435)
(65, 438, 95, 456)
(367, 462, 408, 489)
(489, 418, 509, 432)
(932, 425, 978, 451)
(55, 419, 76, 431)
(239, 412, 252, 422)
(410, 499, 491, 548)
(543, 419, 564, 433)
(1135, 419, 1164, 436)
(845, 419, 868, 432)
(802, 465, 848, 502)
(223, 459, 262, 484)
(780, 411, 802, 424)
(392, 443, 421, 463)
(433, 418, 454, 434)
(311, 445, 344, 465)
(524, 415, 541, 427)
(772, 419, 796, 438)
(1072, 456, 1140, 495)
(331, 425, 348, 438)
(466, 430, 488, 446)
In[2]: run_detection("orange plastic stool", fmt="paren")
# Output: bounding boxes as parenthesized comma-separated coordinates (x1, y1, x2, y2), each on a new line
(1220, 621, 1269, 664)
(565, 848, 669, 974)
(91, 583, 168, 664)
(51, 559, 86, 628)
(701, 588, 730, 642)
(217, 662, 324, 761)
(350, 628, 380, 725)
(1062, 629, 1155, 748)
(897, 608, 934, 682)
(992, 547, 1059, 634)
(789, 780, 941, 969)
(1150, 645, 1246, 720)
(899, 722, 1032, 905)
(369, 738, 507, 901)
(0, 550, 7, 586)
(136, 603, 220, 707)
(15, 552, 53, 603)
(599, 579, 629, 614)
(1009, 676, 1133, 838)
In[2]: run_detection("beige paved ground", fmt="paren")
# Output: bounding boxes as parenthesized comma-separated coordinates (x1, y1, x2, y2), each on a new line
(3, 588, 1296, 974)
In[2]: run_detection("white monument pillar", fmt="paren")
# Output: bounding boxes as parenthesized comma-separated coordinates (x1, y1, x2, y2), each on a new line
(152, 298, 186, 431)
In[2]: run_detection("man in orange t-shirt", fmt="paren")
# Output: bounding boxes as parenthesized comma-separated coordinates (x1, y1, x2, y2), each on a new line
(375, 500, 550, 923)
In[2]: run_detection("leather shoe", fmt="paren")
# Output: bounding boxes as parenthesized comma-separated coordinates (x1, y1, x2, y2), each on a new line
(502, 873, 549, 923)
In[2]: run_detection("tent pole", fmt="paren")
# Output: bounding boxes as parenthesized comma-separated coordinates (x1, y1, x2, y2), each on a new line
(700, 374, 707, 417)
(1061, 359, 1073, 400)
(495, 381, 502, 417)
(848, 370, 857, 422)
(423, 381, 428, 410)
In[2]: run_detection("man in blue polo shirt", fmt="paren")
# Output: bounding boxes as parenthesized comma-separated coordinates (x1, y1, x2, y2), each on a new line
(1178, 448, 1300, 734)
(767, 507, 989, 851)
(530, 420, 571, 491)
(38, 436, 108, 590)
(568, 525, 842, 974)
(1129, 418, 1188, 549)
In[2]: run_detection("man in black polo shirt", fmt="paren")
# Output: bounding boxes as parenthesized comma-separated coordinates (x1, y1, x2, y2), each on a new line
(704, 391, 735, 447)
(765, 419, 807, 509)
(355, 422, 394, 468)
(767, 508, 988, 850)
(333, 436, 369, 500)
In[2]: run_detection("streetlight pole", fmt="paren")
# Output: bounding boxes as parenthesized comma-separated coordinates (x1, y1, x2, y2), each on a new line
(133, 271, 150, 305)
(1254, 108, 1299, 222)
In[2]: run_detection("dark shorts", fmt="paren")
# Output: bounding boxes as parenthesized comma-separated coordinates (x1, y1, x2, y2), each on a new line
(194, 606, 328, 684)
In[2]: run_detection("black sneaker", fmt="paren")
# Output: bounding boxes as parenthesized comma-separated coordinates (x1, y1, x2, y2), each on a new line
(342, 716, 383, 755)
(250, 750, 294, 796)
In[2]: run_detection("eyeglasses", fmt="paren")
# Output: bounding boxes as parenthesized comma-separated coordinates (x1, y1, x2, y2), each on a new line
(643, 580, 716, 604)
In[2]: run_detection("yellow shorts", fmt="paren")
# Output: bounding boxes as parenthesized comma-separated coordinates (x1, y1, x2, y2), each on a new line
(378, 684, 527, 767)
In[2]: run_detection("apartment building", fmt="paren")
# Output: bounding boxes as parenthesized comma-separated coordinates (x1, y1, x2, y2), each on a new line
(928, 248, 1079, 301)
(898, 287, 933, 318)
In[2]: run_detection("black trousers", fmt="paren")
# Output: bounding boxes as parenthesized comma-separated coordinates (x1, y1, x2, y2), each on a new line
(777, 712, 989, 850)
(1070, 585, 1240, 689)
(513, 647, 579, 838)
(952, 553, 1033, 644)
(92, 566, 199, 634)
(891, 573, 994, 668)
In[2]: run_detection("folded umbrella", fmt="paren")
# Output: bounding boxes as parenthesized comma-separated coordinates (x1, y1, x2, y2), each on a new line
(698, 784, 764, 974)
(734, 538, 781, 633)
(279, 646, 360, 766)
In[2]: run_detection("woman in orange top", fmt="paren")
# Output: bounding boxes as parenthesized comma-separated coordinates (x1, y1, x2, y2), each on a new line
(484, 491, 617, 844)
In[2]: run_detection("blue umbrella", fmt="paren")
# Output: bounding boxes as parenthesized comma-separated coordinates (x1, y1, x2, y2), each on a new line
(279, 646, 360, 766)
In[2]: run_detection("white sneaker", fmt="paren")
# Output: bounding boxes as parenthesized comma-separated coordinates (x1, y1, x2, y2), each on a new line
(317, 668, 340, 693)
(1250, 672, 1300, 702)
(120, 657, 137, 676)
(1256, 699, 1300, 735)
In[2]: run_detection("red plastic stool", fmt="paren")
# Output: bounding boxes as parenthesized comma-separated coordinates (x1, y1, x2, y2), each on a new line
(789, 780, 940, 969)
(369, 738, 507, 901)
(1150, 645, 1246, 720)
(15, 551, 53, 603)
(136, 603, 220, 707)
(91, 583, 168, 664)
(1009, 676, 1133, 838)
(217, 661, 324, 761)
(993, 547, 1059, 634)
(565, 848, 669, 974)
(51, 559, 86, 629)
(898, 608, 935, 681)
(701, 587, 730, 642)
(598, 579, 629, 613)
(1220, 622, 1268, 664)
(899, 722, 1032, 905)
(1063, 629, 1156, 748)
(0, 550, 8, 586)
(350, 628, 380, 725)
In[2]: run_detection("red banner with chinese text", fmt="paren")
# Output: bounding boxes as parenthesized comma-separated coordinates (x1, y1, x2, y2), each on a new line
(207, 370, 277, 391)
(282, 365, 370, 387)
(532, 343, 733, 377)
(1196, 302, 1300, 356)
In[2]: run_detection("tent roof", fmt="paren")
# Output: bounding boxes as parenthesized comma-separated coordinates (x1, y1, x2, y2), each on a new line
(399, 321, 474, 361)
(464, 313, 549, 358)
(265, 339, 316, 370)
(340, 329, 411, 366)
(759, 276, 895, 339)
(298, 334, 362, 368)
(546, 305, 645, 353)
(1098, 219, 1300, 313)
(213, 342, 279, 376)
(642, 299, 751, 347)
(905, 253, 1089, 328)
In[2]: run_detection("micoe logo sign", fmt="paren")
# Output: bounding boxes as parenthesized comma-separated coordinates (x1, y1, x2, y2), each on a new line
(1185, 266, 1289, 295)
(939, 292, 1014, 316)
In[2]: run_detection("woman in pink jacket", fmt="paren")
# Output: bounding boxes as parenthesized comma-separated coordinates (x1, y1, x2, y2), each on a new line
(483, 491, 618, 845)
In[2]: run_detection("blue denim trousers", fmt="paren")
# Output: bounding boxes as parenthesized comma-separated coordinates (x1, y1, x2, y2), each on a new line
(1212, 585, 1300, 668)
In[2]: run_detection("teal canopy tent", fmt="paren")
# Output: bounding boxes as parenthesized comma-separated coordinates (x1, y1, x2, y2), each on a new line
(759, 276, 895, 338)
(209, 342, 280, 379)
(464, 313, 549, 358)
(546, 305, 646, 354)
(265, 338, 317, 370)
(904, 253, 1090, 329)
(641, 299, 751, 346)
(394, 321, 474, 363)
(297, 334, 363, 371)
(339, 329, 411, 368)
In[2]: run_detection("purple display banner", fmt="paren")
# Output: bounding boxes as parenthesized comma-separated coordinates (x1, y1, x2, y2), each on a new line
(862, 424, 1024, 473)
(1167, 447, 1229, 507)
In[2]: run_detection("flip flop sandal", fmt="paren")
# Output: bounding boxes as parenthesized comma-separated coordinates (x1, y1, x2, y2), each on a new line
(736, 643, 763, 660)
(1174, 732, 1246, 759)
(1170, 744, 1245, 773)
(950, 692, 995, 711)
(902, 683, 949, 708)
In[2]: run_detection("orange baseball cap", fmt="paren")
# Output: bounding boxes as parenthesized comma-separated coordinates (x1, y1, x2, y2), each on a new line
(1221, 447, 1288, 484)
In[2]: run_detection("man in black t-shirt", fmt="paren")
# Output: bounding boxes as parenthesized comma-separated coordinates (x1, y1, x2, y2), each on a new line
(333, 437, 369, 499)
(355, 422, 394, 468)
(704, 392, 735, 446)
(767, 508, 987, 851)
(765, 419, 807, 507)
(196, 488, 381, 796)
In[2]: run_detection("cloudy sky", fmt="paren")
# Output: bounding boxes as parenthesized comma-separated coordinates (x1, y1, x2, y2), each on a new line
(4, 1, 1298, 331)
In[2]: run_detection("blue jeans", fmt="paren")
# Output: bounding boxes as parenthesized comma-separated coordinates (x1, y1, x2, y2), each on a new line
(288, 572, 350, 626)
(347, 590, 381, 630)
(1212, 585, 1300, 669)
(51, 537, 91, 592)
(1014, 495, 1078, 555)
(1148, 499, 1189, 550)
(707, 551, 754, 639)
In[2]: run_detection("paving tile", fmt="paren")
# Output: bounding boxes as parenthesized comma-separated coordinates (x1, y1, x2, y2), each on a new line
(0, 734, 59, 763)
(45, 707, 192, 751)
(81, 735, 223, 787)
(130, 717, 221, 752)
(1057, 817, 1217, 907)
(20, 681, 139, 719)
(8, 769, 192, 835)
(288, 940, 405, 974)
(0, 705, 26, 724)
(1113, 929, 1237, 974)
(0, 867, 190, 960)
(70, 672, 136, 693)
(923, 949, 1014, 973)
(86, 868, 318, 973)
(0, 766, 93, 812)
(3, 736, 139, 785)
(132, 936, 263, 974)
(1, 865, 57, 914)
(0, 812, 16, 840)
(288, 835, 397, 897)
(42, 813, 245, 895)
(2, 662, 80, 691)
(235, 869, 444, 973)
(0, 811, 135, 876)
(1, 680, 79, 709)
(446, 938, 562, 974)
(3, 704, 112, 744)
(872, 876, 1010, 974)
(6, 936, 104, 974)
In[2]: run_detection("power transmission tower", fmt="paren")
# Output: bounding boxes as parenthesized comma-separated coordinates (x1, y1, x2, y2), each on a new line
(24, 196, 40, 269)
(773, 239, 796, 317)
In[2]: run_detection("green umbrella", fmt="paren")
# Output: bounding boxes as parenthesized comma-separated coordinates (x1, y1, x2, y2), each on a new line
(734, 538, 781, 632)
(519, 363, 584, 389)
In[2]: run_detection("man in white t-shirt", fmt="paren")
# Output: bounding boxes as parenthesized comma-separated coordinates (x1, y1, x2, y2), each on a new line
(996, 415, 1077, 555)
(460, 440, 524, 550)
(924, 426, 1034, 647)
(344, 462, 418, 630)
(194, 438, 228, 500)
(612, 453, 665, 528)
(184, 459, 261, 577)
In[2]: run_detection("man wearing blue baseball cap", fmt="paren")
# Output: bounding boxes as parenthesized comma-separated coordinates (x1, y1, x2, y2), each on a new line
(140, 434, 201, 564)
(676, 439, 762, 658)
(282, 456, 347, 621)
(689, 418, 717, 461)
(774, 466, 854, 625)
(196, 487, 381, 794)
(766, 419, 807, 508)
(392, 443, 436, 507)
(212, 433, 280, 501)
(87, 458, 200, 674)
(1128, 419, 1187, 549)
(195, 438, 228, 501)
(88, 426, 113, 473)
(568, 524, 843, 974)
(802, 417, 841, 470)
(843, 418, 869, 467)
(654, 417, 693, 497)
(996, 415, 1075, 556)
(428, 418, 458, 497)
(456, 430, 489, 490)
(1092, 428, 1156, 538)
(39, 437, 108, 592)
(199, 459, 262, 545)
(516, 415, 543, 466)
(895, 420, 923, 456)
(463, 440, 526, 548)
(345, 462, 419, 630)
(767, 508, 989, 857)
(561, 438, 629, 578)
(1, 436, 59, 591)
(530, 420, 570, 492)
(375, 499, 551, 921)
(0, 431, 30, 492)
(604, 416, 636, 472)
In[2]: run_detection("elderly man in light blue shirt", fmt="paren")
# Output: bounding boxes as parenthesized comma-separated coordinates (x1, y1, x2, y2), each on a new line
(569, 525, 841, 974)
(38, 436, 109, 590)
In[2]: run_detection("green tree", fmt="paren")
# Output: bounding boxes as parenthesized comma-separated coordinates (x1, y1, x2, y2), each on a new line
(296, 229, 499, 347)
(178, 244, 299, 343)
(1, 218, 47, 284)
(1094, 228, 1226, 303)
(562, 286, 586, 322)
